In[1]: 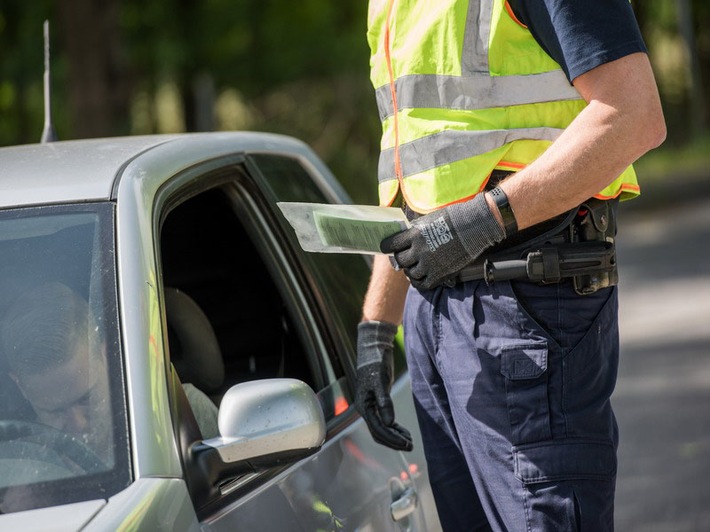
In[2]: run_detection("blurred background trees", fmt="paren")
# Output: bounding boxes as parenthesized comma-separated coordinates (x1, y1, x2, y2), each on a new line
(0, 0, 707, 202)
(634, 0, 708, 140)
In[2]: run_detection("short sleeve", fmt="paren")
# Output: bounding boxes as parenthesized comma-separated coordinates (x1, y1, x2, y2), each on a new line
(507, 0, 648, 82)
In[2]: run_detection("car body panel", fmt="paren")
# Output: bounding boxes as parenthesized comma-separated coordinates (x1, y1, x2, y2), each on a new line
(0, 136, 179, 208)
(112, 132, 345, 479)
(0, 499, 105, 531)
(84, 478, 199, 532)
(203, 377, 431, 532)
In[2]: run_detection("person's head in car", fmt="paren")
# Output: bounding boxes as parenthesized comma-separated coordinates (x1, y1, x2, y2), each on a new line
(1, 282, 111, 461)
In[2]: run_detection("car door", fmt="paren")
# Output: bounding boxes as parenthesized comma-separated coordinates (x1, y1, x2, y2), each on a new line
(247, 153, 438, 531)
(153, 152, 435, 531)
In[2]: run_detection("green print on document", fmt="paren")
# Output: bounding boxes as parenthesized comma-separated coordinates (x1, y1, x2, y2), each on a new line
(314, 211, 403, 253)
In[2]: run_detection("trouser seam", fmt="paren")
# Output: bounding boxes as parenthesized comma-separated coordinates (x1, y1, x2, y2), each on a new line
(433, 287, 445, 373)
(522, 482, 533, 532)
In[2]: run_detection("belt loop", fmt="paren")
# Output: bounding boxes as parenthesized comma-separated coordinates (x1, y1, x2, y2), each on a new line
(540, 248, 561, 283)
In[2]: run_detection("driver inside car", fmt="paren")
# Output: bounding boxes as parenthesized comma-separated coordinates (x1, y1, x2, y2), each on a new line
(1, 281, 220, 476)
(1, 282, 113, 470)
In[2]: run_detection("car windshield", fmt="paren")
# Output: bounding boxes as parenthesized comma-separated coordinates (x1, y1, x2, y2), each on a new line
(0, 202, 130, 514)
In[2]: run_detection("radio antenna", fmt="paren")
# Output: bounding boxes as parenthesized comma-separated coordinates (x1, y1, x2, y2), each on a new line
(40, 20, 58, 143)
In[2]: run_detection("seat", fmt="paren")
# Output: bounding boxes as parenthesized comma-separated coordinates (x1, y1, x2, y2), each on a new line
(0, 321, 34, 420)
(0, 372, 34, 420)
(164, 287, 225, 395)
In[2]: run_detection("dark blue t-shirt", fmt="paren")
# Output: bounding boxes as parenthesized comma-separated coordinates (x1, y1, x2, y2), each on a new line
(507, 0, 647, 82)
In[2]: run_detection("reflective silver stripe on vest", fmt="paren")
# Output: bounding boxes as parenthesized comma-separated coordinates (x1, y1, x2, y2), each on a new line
(375, 71, 581, 121)
(378, 127, 563, 181)
(375, 0, 581, 120)
(462, 0, 493, 73)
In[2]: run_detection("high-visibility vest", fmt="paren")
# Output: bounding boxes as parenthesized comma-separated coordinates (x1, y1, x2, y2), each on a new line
(368, 0, 640, 213)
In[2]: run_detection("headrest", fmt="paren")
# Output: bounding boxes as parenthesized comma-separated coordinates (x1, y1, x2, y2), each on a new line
(164, 287, 224, 393)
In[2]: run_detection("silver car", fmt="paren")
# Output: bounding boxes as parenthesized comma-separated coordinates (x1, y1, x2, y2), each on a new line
(0, 133, 441, 531)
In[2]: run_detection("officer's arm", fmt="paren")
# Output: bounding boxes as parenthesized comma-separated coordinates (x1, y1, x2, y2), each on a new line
(356, 254, 413, 451)
(491, 52, 666, 231)
(362, 254, 409, 324)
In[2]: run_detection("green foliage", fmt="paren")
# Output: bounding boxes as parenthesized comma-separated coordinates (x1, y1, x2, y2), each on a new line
(119, 0, 379, 201)
(635, 132, 710, 181)
(635, 0, 709, 139)
(114, 0, 379, 200)
(1, 1, 707, 202)
(0, 0, 62, 144)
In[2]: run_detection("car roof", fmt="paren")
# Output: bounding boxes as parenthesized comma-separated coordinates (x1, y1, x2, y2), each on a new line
(0, 132, 346, 209)
(0, 136, 178, 208)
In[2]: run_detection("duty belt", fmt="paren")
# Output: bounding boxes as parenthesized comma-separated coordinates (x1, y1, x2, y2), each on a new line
(452, 197, 619, 295)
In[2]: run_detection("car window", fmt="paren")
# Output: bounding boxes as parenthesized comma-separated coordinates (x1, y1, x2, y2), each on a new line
(249, 154, 407, 376)
(159, 182, 344, 420)
(158, 173, 365, 516)
(0, 203, 130, 514)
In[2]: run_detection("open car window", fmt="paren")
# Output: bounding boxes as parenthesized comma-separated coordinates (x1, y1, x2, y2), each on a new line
(250, 154, 407, 377)
(159, 172, 352, 510)
(0, 203, 130, 514)
(160, 184, 334, 399)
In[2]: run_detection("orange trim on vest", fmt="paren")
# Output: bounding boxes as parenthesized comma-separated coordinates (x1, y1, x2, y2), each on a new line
(593, 183, 641, 200)
(433, 192, 479, 212)
(496, 160, 527, 171)
(384, 0, 403, 206)
(505, 1, 527, 28)
(415, 181, 640, 213)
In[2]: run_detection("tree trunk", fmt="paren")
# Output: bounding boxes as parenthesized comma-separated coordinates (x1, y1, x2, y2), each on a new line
(676, 0, 706, 134)
(56, 0, 131, 139)
(692, 0, 710, 132)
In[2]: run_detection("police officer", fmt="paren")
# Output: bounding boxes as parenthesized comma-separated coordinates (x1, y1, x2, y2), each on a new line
(355, 1, 666, 530)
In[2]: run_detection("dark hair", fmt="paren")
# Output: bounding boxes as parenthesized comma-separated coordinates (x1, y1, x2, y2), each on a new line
(1, 282, 100, 381)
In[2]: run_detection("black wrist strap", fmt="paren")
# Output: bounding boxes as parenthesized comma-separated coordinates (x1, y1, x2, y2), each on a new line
(490, 187, 518, 236)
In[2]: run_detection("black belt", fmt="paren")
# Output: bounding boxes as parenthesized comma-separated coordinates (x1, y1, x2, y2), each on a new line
(455, 241, 616, 284)
(452, 197, 619, 295)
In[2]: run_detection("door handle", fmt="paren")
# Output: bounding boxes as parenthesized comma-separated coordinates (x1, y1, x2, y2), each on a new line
(390, 486, 418, 521)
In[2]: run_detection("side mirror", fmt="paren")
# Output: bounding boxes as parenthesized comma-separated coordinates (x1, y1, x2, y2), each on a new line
(187, 378, 326, 509)
(205, 378, 326, 464)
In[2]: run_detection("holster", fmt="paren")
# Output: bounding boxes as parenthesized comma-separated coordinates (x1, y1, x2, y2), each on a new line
(567, 197, 618, 295)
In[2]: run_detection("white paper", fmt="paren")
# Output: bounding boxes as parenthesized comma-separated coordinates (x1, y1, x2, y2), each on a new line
(277, 202, 409, 254)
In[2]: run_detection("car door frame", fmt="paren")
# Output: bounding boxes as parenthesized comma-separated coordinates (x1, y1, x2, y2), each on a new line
(112, 134, 437, 530)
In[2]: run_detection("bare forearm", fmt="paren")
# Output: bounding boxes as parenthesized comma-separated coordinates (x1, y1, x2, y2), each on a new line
(493, 53, 666, 231)
(362, 254, 409, 325)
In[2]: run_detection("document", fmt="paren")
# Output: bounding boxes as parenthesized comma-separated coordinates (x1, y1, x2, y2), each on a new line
(277, 202, 409, 254)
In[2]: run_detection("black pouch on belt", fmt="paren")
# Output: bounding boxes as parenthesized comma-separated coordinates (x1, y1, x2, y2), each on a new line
(567, 197, 619, 295)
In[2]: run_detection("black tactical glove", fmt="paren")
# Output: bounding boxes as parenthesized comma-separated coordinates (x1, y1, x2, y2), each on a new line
(355, 320, 413, 451)
(381, 192, 505, 290)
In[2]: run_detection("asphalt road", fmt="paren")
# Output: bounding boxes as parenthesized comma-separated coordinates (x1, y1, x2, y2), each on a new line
(614, 197, 710, 531)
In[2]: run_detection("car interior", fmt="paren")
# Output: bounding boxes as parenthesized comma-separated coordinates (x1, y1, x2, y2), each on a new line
(0, 163, 356, 514)
(159, 182, 340, 511)
(0, 207, 134, 509)
(0, 217, 97, 421)
(159, 186, 316, 413)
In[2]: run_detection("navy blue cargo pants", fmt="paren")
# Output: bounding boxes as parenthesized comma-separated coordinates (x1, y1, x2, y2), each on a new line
(403, 278, 619, 531)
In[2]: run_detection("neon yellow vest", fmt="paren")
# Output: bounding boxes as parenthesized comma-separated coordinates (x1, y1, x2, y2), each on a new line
(368, 0, 639, 213)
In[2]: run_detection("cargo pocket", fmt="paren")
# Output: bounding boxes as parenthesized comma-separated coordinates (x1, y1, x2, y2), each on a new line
(513, 440, 617, 485)
(500, 344, 551, 445)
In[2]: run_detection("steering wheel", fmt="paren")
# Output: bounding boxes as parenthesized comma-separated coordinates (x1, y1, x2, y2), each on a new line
(0, 419, 105, 473)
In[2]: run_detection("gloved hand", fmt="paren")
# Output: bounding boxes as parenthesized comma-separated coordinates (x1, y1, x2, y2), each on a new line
(355, 320, 413, 451)
(381, 192, 505, 290)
